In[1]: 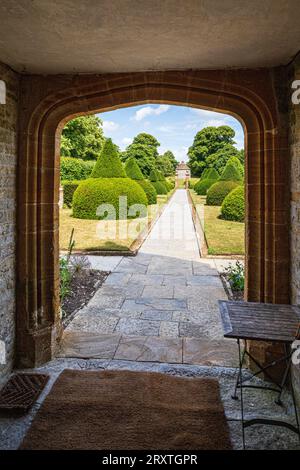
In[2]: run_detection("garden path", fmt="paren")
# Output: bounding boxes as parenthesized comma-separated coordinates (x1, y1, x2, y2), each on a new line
(60, 189, 237, 366)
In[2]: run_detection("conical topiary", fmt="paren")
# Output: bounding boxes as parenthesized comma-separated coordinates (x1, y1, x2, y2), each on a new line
(149, 169, 159, 182)
(205, 168, 219, 180)
(125, 158, 144, 180)
(227, 156, 244, 177)
(219, 162, 242, 182)
(91, 138, 126, 178)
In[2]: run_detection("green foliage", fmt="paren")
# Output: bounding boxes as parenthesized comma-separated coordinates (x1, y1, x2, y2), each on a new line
(60, 257, 71, 301)
(60, 157, 93, 181)
(227, 156, 244, 177)
(194, 178, 216, 195)
(156, 150, 178, 176)
(62, 180, 80, 207)
(72, 178, 148, 220)
(224, 261, 245, 291)
(149, 169, 160, 182)
(219, 162, 242, 182)
(91, 138, 126, 178)
(137, 179, 157, 204)
(206, 144, 244, 175)
(167, 177, 175, 189)
(204, 167, 219, 180)
(125, 157, 144, 180)
(221, 185, 245, 222)
(188, 126, 236, 176)
(206, 181, 240, 206)
(151, 181, 168, 195)
(61, 115, 105, 160)
(121, 133, 160, 177)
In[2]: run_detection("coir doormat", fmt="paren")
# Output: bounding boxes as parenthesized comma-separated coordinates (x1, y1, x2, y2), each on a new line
(0, 373, 49, 412)
(20, 369, 232, 450)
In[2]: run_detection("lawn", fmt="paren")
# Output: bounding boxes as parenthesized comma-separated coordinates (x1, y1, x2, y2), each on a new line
(190, 190, 245, 256)
(59, 194, 171, 252)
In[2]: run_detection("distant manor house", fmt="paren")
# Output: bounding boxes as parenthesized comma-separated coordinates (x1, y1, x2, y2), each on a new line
(176, 161, 191, 179)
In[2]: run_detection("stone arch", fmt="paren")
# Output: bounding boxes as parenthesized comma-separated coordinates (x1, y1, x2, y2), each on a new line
(17, 70, 289, 367)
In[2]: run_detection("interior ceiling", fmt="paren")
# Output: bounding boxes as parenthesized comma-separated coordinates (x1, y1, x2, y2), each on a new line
(0, 0, 300, 74)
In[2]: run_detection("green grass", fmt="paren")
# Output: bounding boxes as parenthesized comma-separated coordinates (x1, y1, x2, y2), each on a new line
(190, 190, 245, 255)
(60, 194, 171, 252)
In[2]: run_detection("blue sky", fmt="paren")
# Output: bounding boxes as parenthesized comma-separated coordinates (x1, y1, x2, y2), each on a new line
(97, 104, 244, 162)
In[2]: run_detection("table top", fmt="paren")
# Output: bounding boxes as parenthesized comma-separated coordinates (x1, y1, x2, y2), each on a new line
(218, 301, 300, 343)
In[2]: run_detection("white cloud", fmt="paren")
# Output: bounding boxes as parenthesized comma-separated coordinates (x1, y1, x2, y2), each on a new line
(173, 146, 189, 162)
(122, 137, 132, 146)
(206, 119, 227, 127)
(102, 120, 119, 132)
(132, 105, 170, 121)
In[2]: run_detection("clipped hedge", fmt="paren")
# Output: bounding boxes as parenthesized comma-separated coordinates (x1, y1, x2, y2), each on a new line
(73, 178, 148, 220)
(227, 156, 244, 178)
(91, 138, 126, 178)
(204, 168, 219, 180)
(194, 178, 216, 195)
(60, 157, 93, 181)
(221, 185, 245, 222)
(206, 181, 240, 206)
(125, 157, 144, 180)
(61, 180, 80, 207)
(219, 162, 242, 182)
(151, 181, 168, 195)
(138, 179, 157, 204)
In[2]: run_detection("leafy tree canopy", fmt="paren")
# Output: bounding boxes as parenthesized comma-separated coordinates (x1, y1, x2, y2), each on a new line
(121, 133, 161, 174)
(156, 150, 178, 176)
(206, 144, 243, 176)
(61, 115, 105, 161)
(188, 126, 240, 177)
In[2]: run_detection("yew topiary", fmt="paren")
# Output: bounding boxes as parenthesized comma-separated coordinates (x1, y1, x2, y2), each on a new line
(221, 185, 245, 221)
(206, 181, 240, 206)
(138, 179, 157, 204)
(194, 178, 216, 195)
(151, 181, 168, 195)
(219, 162, 242, 182)
(91, 138, 126, 178)
(72, 178, 148, 220)
(205, 168, 219, 180)
(125, 157, 144, 180)
(61, 180, 80, 207)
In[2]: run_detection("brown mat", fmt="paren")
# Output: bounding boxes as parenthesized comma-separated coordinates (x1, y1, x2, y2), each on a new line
(0, 373, 49, 411)
(20, 369, 232, 450)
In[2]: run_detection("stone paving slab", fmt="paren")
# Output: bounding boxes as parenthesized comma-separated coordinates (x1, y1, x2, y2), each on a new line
(82, 255, 123, 271)
(103, 272, 132, 286)
(183, 338, 239, 367)
(114, 336, 183, 363)
(141, 285, 174, 298)
(66, 310, 119, 334)
(141, 310, 173, 321)
(159, 321, 179, 337)
(115, 318, 160, 336)
(58, 331, 121, 359)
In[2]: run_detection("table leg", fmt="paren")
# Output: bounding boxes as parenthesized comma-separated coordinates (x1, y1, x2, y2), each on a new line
(237, 339, 246, 449)
(232, 339, 246, 400)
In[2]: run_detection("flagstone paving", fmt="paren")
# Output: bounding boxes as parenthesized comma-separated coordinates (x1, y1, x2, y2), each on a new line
(63, 190, 237, 367)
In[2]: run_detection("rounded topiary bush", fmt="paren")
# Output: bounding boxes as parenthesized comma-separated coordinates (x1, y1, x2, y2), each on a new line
(221, 186, 245, 221)
(206, 181, 240, 206)
(61, 180, 80, 207)
(151, 181, 168, 195)
(60, 157, 93, 181)
(194, 178, 216, 195)
(137, 179, 157, 204)
(72, 177, 148, 220)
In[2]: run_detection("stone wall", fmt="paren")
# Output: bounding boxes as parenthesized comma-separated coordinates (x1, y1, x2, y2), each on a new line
(290, 55, 300, 402)
(0, 63, 19, 384)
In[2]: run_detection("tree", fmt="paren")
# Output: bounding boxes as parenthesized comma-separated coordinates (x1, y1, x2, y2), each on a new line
(206, 144, 244, 175)
(187, 126, 237, 177)
(61, 115, 105, 160)
(91, 138, 126, 178)
(122, 133, 161, 177)
(156, 150, 178, 176)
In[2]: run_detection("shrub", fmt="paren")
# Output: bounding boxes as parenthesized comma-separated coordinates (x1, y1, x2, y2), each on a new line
(194, 178, 216, 195)
(200, 168, 209, 179)
(62, 180, 80, 207)
(60, 157, 92, 181)
(227, 156, 244, 178)
(206, 181, 240, 206)
(149, 169, 160, 182)
(205, 168, 219, 180)
(151, 181, 168, 195)
(221, 185, 245, 221)
(72, 178, 148, 220)
(167, 177, 175, 189)
(219, 162, 242, 182)
(91, 138, 126, 178)
(224, 261, 245, 291)
(125, 157, 144, 180)
(138, 179, 157, 204)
